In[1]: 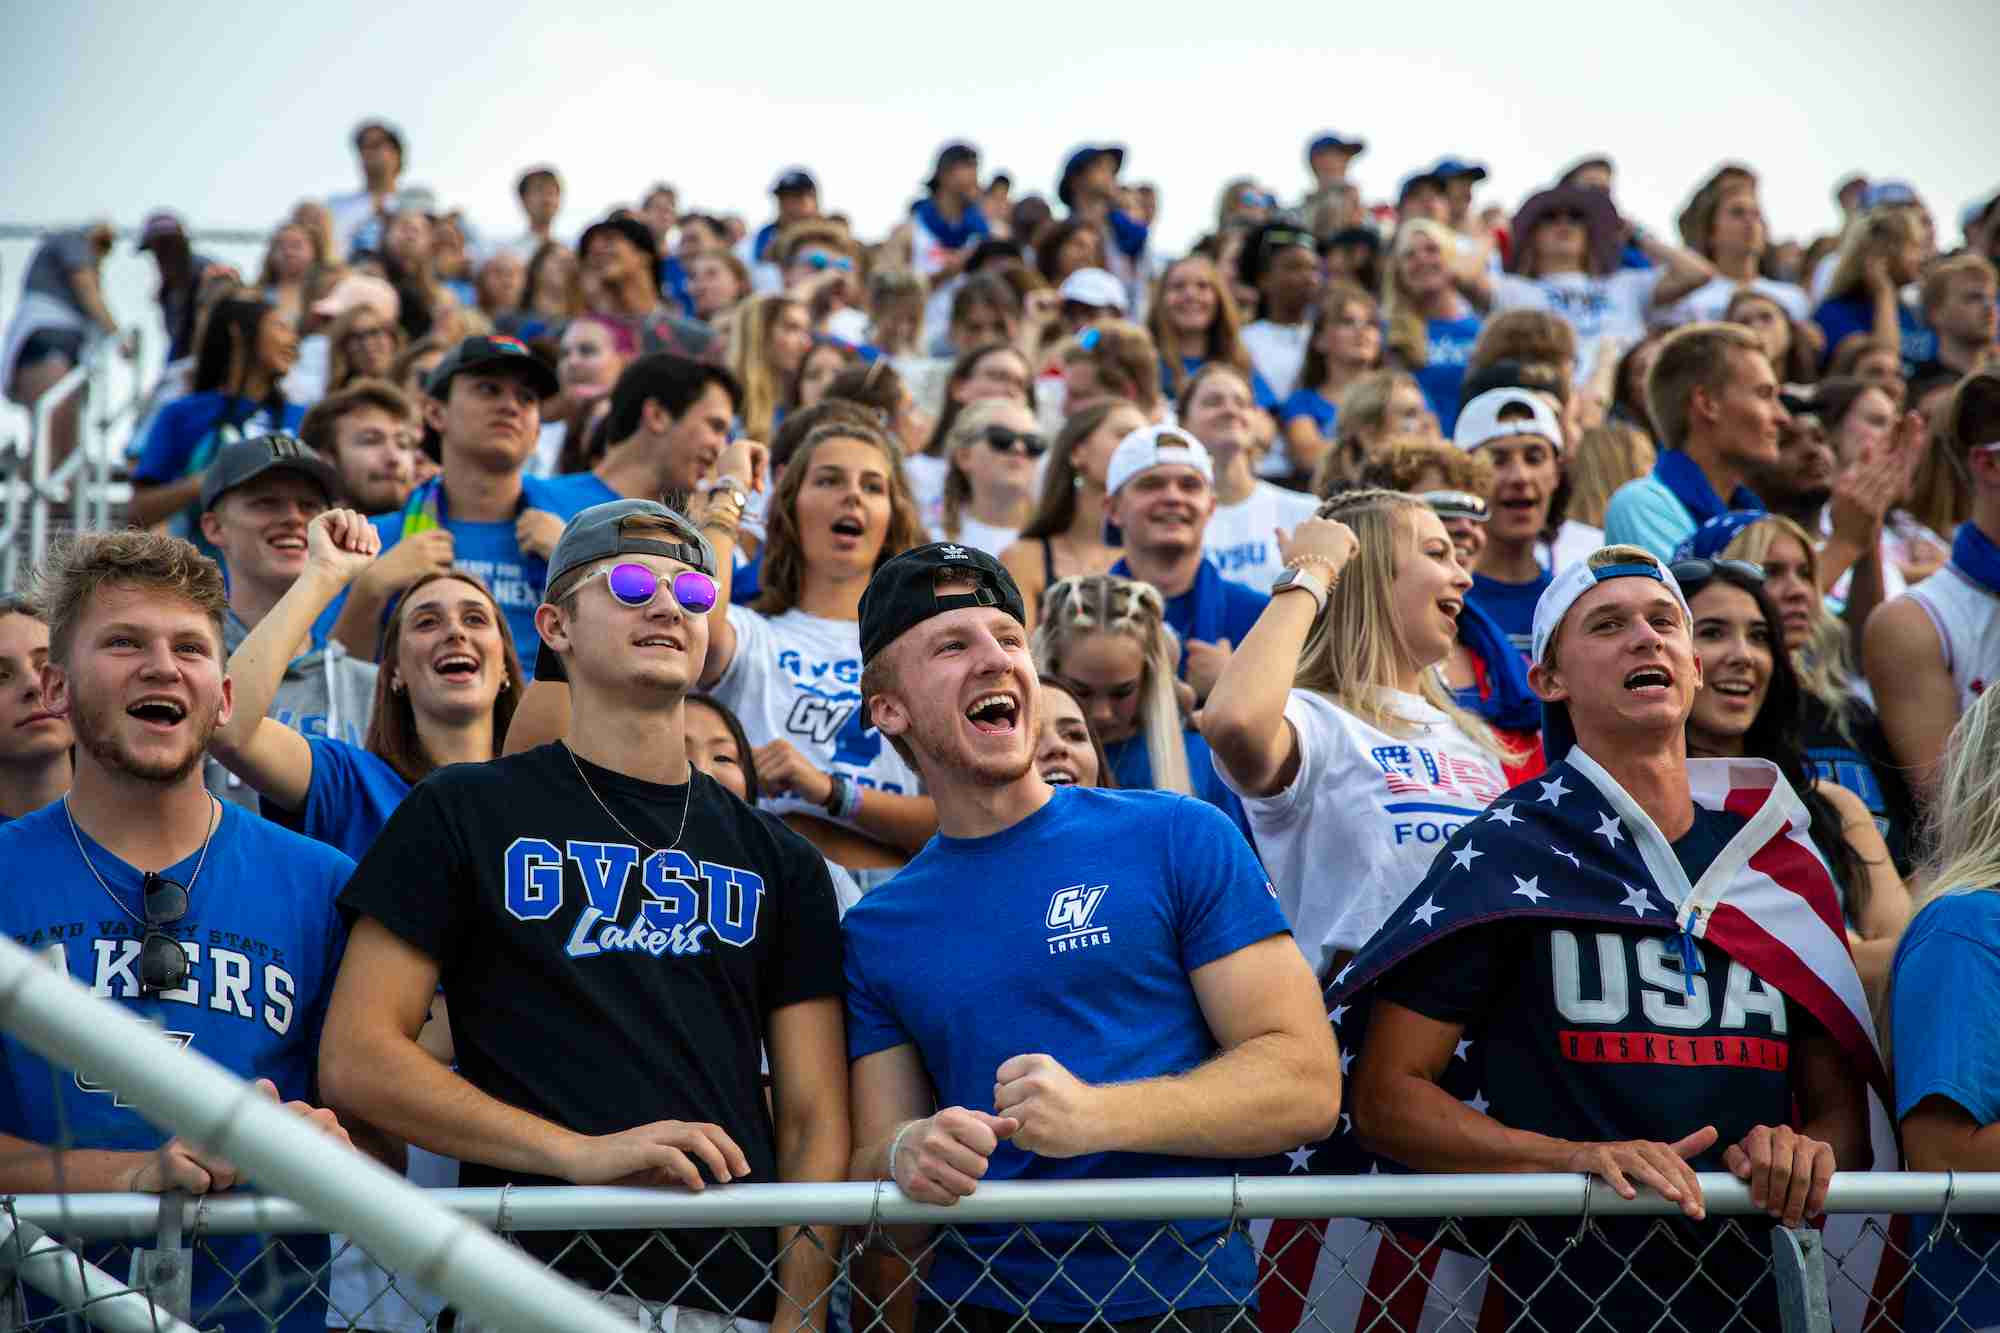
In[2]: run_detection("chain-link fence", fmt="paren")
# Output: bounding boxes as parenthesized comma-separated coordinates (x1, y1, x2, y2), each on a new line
(5, 1175, 1997, 1333)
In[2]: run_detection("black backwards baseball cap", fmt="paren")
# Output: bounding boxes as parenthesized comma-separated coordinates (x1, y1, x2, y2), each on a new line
(425, 334, 559, 400)
(534, 499, 718, 681)
(200, 433, 339, 512)
(858, 542, 1026, 666)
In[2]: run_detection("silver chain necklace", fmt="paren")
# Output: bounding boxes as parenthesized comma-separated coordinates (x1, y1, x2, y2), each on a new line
(562, 742, 691, 858)
(64, 794, 219, 926)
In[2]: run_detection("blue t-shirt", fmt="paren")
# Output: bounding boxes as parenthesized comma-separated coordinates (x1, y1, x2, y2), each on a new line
(1276, 387, 1337, 435)
(1105, 728, 1257, 850)
(1468, 570, 1551, 657)
(362, 473, 608, 679)
(0, 801, 352, 1333)
(1892, 891, 2000, 1332)
(1602, 474, 1698, 564)
(843, 786, 1287, 1321)
(1415, 313, 1483, 436)
(130, 393, 307, 482)
(1811, 294, 1937, 377)
(300, 738, 414, 862)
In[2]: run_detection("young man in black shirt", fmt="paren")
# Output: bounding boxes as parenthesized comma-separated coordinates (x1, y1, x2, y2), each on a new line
(320, 498, 846, 1333)
(1338, 544, 1877, 1331)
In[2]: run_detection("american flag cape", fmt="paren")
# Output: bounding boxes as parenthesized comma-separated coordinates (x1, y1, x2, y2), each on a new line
(1247, 750, 1890, 1333)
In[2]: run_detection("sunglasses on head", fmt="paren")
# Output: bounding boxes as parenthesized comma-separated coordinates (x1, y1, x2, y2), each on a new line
(982, 426, 1047, 458)
(1670, 557, 1764, 589)
(570, 562, 719, 614)
(804, 253, 854, 273)
(139, 872, 191, 994)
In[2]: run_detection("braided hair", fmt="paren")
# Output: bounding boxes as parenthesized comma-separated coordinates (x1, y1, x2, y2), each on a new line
(1032, 574, 1192, 795)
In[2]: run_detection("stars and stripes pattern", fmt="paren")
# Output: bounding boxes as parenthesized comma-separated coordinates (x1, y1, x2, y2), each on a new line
(1247, 754, 1888, 1333)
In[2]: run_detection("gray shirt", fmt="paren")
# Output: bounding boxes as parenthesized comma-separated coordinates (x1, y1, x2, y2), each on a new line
(206, 609, 381, 811)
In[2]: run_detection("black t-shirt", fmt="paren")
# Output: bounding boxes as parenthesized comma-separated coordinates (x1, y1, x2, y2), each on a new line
(339, 742, 841, 1316)
(1799, 692, 1917, 878)
(1375, 806, 1807, 1329)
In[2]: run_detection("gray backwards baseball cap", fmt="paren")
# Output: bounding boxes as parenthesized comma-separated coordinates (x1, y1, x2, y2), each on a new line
(536, 499, 717, 681)
(200, 433, 339, 512)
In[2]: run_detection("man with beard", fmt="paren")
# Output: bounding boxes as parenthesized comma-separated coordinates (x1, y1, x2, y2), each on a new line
(843, 542, 1337, 1333)
(299, 379, 422, 515)
(197, 435, 379, 810)
(0, 530, 352, 1332)
(0, 596, 71, 821)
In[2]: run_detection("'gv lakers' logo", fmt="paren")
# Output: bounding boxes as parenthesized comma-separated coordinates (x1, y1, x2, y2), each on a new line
(1045, 884, 1111, 955)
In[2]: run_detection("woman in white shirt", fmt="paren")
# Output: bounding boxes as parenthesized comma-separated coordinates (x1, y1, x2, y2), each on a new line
(1475, 185, 1714, 388)
(697, 416, 936, 885)
(1182, 363, 1317, 592)
(1203, 488, 1515, 980)
(932, 397, 1041, 556)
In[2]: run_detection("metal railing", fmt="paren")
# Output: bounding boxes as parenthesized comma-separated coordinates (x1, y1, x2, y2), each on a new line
(0, 327, 147, 589)
(3, 1175, 1993, 1332)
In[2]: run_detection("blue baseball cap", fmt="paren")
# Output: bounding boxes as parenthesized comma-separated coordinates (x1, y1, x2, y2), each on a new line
(1058, 144, 1125, 208)
(1308, 132, 1366, 160)
(1398, 169, 1445, 202)
(1431, 157, 1489, 182)
(772, 168, 817, 195)
(1860, 180, 1919, 210)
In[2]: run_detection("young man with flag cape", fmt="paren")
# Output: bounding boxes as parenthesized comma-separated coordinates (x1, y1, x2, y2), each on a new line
(1312, 544, 1879, 1331)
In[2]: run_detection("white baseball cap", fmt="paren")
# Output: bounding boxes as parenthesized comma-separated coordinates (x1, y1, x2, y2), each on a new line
(1530, 547, 1690, 668)
(1058, 267, 1128, 313)
(1453, 387, 1565, 454)
(1105, 424, 1213, 498)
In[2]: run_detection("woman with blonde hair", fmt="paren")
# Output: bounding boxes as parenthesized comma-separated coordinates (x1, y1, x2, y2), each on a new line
(1380, 219, 1484, 433)
(727, 293, 812, 443)
(1205, 489, 1511, 977)
(1566, 423, 1657, 529)
(1031, 574, 1250, 839)
(1308, 368, 1437, 496)
(934, 396, 1042, 554)
(1711, 513, 1919, 875)
(1813, 206, 1934, 374)
(1279, 281, 1385, 487)
(1000, 399, 1144, 624)
(325, 302, 405, 396)
(1887, 688, 2000, 1329)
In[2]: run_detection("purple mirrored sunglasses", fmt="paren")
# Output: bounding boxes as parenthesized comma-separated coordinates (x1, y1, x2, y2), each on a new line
(573, 562, 719, 614)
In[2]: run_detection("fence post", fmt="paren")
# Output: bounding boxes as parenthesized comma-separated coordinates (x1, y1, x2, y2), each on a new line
(0, 1207, 201, 1333)
(128, 1188, 193, 1319)
(1771, 1225, 1833, 1333)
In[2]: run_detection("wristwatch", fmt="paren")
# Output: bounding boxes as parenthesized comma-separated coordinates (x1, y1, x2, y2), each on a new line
(702, 475, 750, 510)
(822, 771, 851, 817)
(1270, 564, 1331, 613)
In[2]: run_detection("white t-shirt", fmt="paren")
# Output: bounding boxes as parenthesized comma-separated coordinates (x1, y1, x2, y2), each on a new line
(1204, 482, 1319, 593)
(1490, 268, 1664, 386)
(1539, 519, 1604, 576)
(1658, 276, 1811, 328)
(904, 453, 949, 531)
(712, 606, 925, 834)
(1241, 319, 1313, 399)
(1215, 688, 1508, 978)
(932, 514, 1019, 558)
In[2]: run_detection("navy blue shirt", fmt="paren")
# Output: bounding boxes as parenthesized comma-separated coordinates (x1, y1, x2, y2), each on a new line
(1468, 569, 1551, 657)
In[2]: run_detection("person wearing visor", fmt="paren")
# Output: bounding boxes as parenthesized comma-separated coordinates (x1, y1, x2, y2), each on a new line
(843, 541, 1336, 1333)
(1337, 544, 1878, 1332)
(1453, 385, 1568, 654)
(322, 496, 848, 1333)
(1237, 221, 1324, 399)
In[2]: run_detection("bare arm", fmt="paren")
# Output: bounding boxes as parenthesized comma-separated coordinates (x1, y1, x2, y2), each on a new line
(67, 265, 119, 335)
(211, 511, 378, 810)
(1793, 1026, 1871, 1173)
(320, 918, 749, 1187)
(998, 539, 1046, 634)
(127, 472, 208, 530)
(502, 678, 571, 754)
(769, 998, 850, 1333)
(1639, 232, 1718, 307)
(1902, 1095, 2000, 1172)
(1864, 595, 1957, 799)
(1203, 518, 1358, 795)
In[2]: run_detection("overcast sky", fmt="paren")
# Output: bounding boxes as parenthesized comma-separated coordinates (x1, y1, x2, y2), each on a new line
(3, 0, 1997, 255)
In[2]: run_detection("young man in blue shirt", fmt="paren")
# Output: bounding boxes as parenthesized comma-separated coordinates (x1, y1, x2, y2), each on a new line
(1602, 323, 1788, 561)
(328, 334, 593, 676)
(845, 542, 1338, 1332)
(0, 530, 353, 1332)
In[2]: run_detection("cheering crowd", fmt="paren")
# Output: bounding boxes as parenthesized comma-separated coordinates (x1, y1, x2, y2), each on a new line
(1, 120, 1998, 1333)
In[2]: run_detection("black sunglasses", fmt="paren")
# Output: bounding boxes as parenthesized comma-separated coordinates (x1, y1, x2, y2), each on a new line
(139, 872, 191, 993)
(982, 426, 1048, 458)
(1671, 557, 1765, 589)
